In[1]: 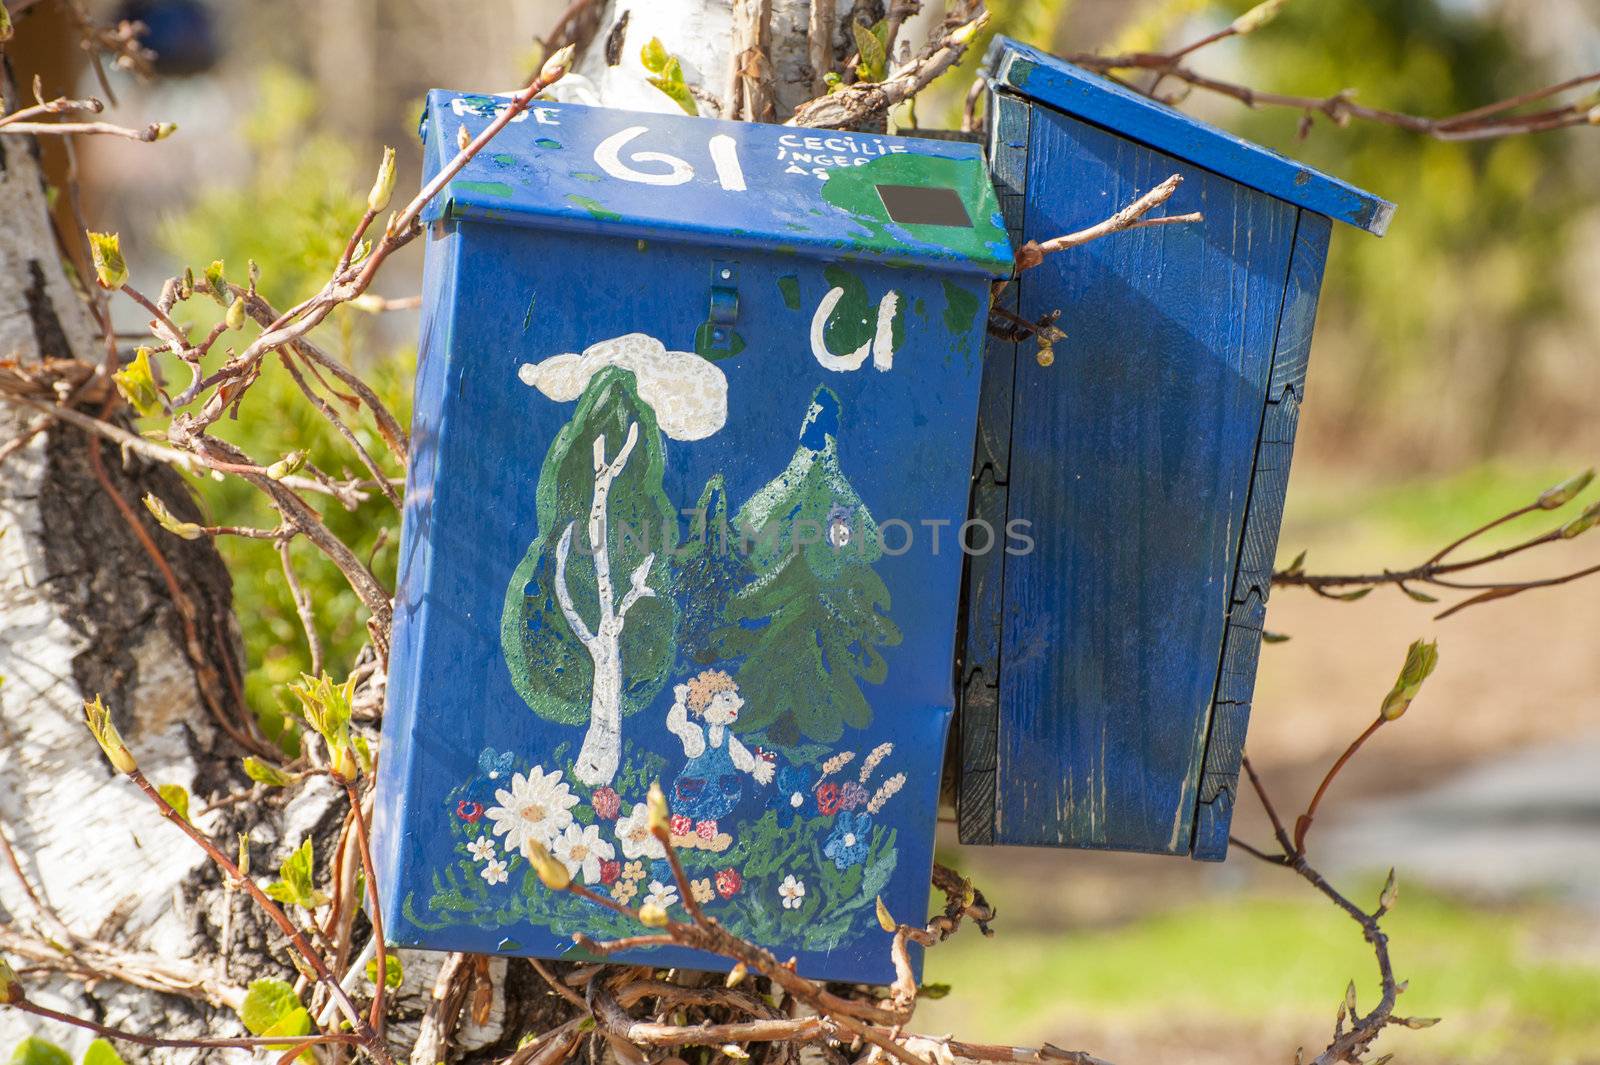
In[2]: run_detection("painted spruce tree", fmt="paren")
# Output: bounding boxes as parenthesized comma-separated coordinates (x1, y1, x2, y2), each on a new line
(717, 387, 901, 747)
(673, 474, 746, 672)
(501, 367, 677, 787)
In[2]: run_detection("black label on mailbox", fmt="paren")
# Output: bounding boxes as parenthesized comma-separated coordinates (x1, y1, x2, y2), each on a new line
(874, 184, 974, 228)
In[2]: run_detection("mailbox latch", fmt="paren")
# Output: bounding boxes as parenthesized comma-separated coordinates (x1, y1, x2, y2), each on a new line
(703, 260, 740, 356)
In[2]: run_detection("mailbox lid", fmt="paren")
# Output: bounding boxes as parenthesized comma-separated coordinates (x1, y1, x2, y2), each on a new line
(984, 36, 1394, 236)
(420, 92, 1013, 278)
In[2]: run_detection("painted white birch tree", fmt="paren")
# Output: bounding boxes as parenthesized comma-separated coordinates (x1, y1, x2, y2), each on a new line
(503, 367, 678, 790)
(555, 425, 659, 786)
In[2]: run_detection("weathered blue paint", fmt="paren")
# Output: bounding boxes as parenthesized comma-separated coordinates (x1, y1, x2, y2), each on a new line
(377, 97, 1010, 985)
(984, 37, 1395, 236)
(956, 42, 1388, 858)
(420, 91, 1012, 277)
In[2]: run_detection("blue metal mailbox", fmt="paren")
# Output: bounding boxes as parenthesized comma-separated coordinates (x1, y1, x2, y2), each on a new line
(956, 39, 1392, 860)
(375, 91, 1012, 983)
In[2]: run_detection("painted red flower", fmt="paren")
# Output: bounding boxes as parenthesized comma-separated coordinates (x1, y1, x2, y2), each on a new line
(456, 800, 483, 823)
(670, 814, 693, 837)
(591, 786, 621, 820)
(816, 782, 842, 816)
(696, 820, 718, 842)
(599, 859, 621, 886)
(715, 868, 742, 898)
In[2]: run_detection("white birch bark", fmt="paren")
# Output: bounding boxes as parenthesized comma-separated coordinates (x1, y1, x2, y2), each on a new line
(565, 0, 840, 120)
(0, 122, 245, 1061)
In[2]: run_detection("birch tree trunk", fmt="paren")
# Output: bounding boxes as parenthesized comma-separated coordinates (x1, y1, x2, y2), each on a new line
(0, 103, 255, 1060)
(565, 0, 853, 121)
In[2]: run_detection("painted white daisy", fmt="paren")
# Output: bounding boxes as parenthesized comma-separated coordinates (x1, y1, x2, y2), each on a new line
(552, 822, 615, 885)
(643, 879, 679, 910)
(778, 874, 805, 910)
(480, 858, 509, 885)
(466, 836, 496, 862)
(613, 801, 667, 861)
(486, 767, 578, 854)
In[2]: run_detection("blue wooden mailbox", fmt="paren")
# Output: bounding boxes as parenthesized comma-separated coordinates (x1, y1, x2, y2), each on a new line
(374, 91, 1012, 983)
(956, 39, 1392, 860)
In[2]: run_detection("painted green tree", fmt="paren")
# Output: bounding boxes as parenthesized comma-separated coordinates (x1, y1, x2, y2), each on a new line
(500, 367, 677, 786)
(716, 387, 901, 747)
(673, 474, 745, 673)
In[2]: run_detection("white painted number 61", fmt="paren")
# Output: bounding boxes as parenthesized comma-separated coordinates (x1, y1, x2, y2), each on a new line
(594, 126, 747, 191)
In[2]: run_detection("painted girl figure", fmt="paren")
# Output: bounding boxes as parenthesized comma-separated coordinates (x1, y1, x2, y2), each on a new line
(666, 669, 774, 852)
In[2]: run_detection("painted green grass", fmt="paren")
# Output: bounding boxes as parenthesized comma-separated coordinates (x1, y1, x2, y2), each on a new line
(919, 886, 1600, 1063)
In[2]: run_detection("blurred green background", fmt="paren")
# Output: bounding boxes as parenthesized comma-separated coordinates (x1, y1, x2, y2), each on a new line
(38, 0, 1600, 1061)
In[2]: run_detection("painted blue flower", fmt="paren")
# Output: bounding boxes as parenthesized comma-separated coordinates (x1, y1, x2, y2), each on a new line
(769, 766, 813, 828)
(649, 858, 673, 886)
(823, 810, 871, 870)
(477, 747, 515, 782)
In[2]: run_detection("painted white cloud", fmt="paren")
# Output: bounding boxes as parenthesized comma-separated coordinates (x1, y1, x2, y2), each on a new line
(518, 332, 728, 441)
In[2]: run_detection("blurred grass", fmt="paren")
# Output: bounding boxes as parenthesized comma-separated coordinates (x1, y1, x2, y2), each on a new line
(920, 882, 1600, 1063)
(1279, 460, 1594, 570)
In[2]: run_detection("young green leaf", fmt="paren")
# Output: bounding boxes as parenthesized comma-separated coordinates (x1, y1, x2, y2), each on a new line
(143, 493, 203, 540)
(852, 20, 888, 82)
(640, 36, 671, 75)
(157, 783, 191, 823)
(79, 1039, 129, 1065)
(238, 978, 313, 1052)
(83, 695, 137, 774)
(264, 838, 331, 909)
(366, 953, 404, 989)
(86, 232, 127, 289)
(0, 2, 13, 43)
(203, 259, 229, 306)
(8, 1038, 71, 1065)
(287, 672, 357, 777)
(243, 756, 295, 787)
(113, 348, 165, 418)
(352, 733, 375, 775)
(647, 56, 698, 116)
(1380, 638, 1439, 721)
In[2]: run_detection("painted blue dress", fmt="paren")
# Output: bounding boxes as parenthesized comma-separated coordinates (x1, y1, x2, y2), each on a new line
(672, 736, 742, 822)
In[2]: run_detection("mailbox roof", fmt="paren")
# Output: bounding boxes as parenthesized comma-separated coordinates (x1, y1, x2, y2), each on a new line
(419, 92, 1014, 277)
(985, 37, 1394, 236)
